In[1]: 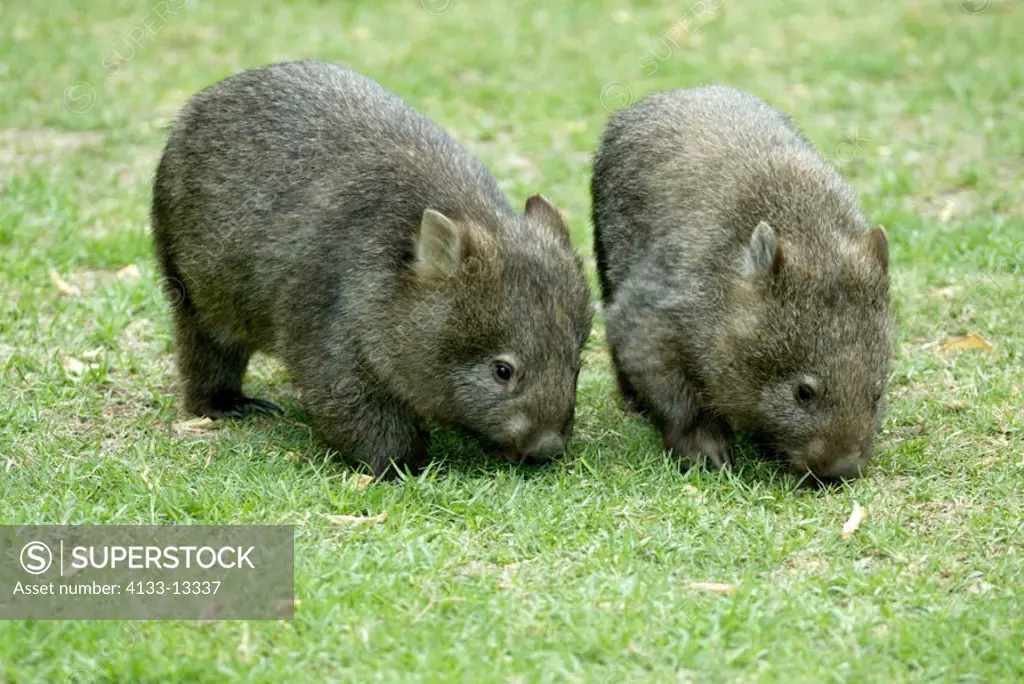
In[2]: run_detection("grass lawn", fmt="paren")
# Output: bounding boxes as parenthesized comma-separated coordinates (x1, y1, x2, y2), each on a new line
(1, 0, 1022, 681)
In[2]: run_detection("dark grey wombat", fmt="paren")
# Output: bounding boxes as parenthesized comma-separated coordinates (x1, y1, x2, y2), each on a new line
(152, 61, 593, 477)
(592, 85, 894, 479)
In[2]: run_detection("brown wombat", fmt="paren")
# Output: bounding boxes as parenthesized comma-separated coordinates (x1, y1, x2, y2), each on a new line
(152, 61, 593, 477)
(592, 85, 894, 480)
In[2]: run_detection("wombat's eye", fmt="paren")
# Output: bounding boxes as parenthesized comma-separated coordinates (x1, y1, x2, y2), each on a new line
(493, 361, 514, 384)
(794, 383, 816, 404)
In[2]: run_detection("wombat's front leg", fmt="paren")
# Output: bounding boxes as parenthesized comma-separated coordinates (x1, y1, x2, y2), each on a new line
(314, 389, 430, 480)
(662, 414, 734, 471)
(606, 296, 733, 468)
(609, 347, 642, 414)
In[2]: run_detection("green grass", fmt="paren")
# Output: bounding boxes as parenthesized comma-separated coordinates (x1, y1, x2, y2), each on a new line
(1, 0, 1022, 681)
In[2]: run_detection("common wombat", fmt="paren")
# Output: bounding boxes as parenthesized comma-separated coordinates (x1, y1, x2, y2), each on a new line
(152, 61, 592, 477)
(592, 85, 894, 480)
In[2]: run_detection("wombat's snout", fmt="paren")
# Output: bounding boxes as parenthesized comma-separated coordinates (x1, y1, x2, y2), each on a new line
(522, 430, 566, 461)
(799, 437, 872, 480)
(498, 430, 565, 465)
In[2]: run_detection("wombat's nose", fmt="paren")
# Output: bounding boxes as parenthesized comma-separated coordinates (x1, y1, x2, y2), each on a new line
(816, 449, 868, 480)
(523, 431, 565, 460)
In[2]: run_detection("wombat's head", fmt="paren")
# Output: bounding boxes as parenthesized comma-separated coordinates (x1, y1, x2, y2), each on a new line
(713, 221, 894, 480)
(394, 195, 593, 463)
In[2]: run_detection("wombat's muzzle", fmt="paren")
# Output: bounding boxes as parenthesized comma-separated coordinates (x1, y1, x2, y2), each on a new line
(801, 436, 873, 480)
(523, 431, 566, 460)
(499, 430, 567, 464)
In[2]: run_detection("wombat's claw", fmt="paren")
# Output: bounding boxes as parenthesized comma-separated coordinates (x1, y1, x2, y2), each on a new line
(240, 398, 284, 417)
(203, 393, 283, 420)
(676, 448, 731, 471)
(700, 449, 732, 470)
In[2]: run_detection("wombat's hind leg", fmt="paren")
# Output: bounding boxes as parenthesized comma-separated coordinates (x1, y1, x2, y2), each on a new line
(175, 313, 282, 420)
(663, 414, 733, 470)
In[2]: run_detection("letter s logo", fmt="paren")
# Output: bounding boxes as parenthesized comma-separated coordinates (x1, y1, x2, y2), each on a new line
(20, 541, 53, 575)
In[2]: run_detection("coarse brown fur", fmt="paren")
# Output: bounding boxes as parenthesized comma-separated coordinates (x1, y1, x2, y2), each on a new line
(592, 85, 894, 480)
(152, 61, 592, 478)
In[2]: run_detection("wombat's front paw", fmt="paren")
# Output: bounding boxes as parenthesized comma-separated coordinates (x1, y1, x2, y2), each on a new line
(663, 420, 733, 471)
(196, 391, 283, 420)
(372, 455, 431, 480)
(618, 392, 643, 416)
(369, 440, 431, 480)
(613, 368, 643, 415)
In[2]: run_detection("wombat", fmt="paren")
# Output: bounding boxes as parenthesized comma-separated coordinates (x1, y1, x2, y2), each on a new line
(151, 60, 593, 478)
(592, 85, 894, 480)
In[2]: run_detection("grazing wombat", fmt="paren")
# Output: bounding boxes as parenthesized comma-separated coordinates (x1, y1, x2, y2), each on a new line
(592, 85, 894, 480)
(152, 61, 592, 477)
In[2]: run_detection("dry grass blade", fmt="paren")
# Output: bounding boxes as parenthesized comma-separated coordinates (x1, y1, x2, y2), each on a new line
(928, 286, 957, 298)
(941, 332, 993, 352)
(842, 502, 867, 540)
(60, 354, 88, 376)
(236, 622, 252, 663)
(325, 512, 387, 526)
(937, 199, 957, 223)
(50, 270, 81, 297)
(173, 417, 220, 435)
(687, 581, 738, 594)
(116, 264, 142, 280)
(348, 473, 375, 490)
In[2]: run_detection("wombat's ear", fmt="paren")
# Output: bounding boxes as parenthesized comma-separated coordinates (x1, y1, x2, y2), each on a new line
(525, 194, 572, 247)
(415, 208, 468, 279)
(866, 225, 889, 273)
(744, 220, 785, 279)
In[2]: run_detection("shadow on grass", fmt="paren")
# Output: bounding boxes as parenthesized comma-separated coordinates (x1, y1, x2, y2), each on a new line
(194, 390, 870, 494)
(215, 396, 567, 483)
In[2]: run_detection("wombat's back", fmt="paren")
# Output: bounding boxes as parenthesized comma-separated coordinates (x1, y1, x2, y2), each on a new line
(155, 59, 510, 248)
(152, 60, 512, 348)
(592, 86, 861, 300)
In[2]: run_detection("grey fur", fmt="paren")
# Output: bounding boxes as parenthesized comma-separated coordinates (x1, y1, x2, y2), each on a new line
(152, 61, 592, 478)
(592, 85, 894, 480)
